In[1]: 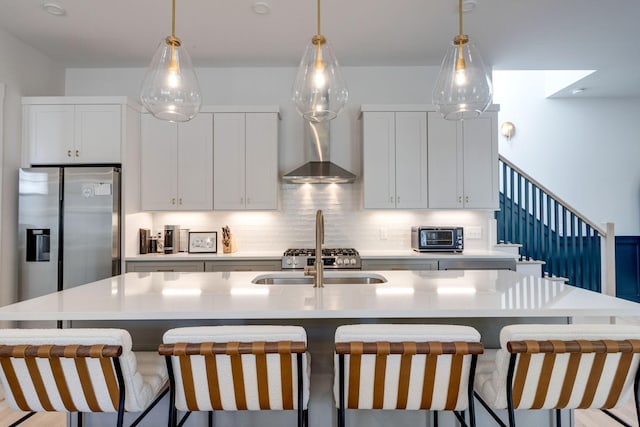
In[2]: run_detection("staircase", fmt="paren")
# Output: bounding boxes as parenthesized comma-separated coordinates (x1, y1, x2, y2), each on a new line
(496, 155, 615, 293)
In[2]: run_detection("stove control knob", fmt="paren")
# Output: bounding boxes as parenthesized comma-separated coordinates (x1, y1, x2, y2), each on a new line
(286, 258, 292, 265)
(350, 258, 357, 265)
(337, 258, 343, 265)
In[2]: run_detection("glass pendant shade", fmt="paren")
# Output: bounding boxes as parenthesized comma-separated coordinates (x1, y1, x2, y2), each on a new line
(140, 37, 201, 122)
(433, 36, 492, 121)
(292, 36, 348, 122)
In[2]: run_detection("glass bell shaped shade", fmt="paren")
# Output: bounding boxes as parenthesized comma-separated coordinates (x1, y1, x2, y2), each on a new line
(432, 37, 492, 120)
(140, 37, 201, 122)
(292, 38, 348, 122)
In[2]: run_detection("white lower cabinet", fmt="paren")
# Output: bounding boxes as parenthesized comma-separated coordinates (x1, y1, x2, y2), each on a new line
(362, 111, 428, 209)
(141, 113, 213, 211)
(427, 111, 498, 209)
(213, 112, 278, 210)
(125, 261, 205, 272)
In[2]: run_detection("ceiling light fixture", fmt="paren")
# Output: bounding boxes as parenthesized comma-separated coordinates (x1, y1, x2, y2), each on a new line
(140, 0, 201, 122)
(292, 0, 348, 122)
(432, 0, 492, 120)
(42, 2, 66, 16)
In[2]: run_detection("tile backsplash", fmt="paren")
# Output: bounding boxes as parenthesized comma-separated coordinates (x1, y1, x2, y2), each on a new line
(128, 182, 496, 255)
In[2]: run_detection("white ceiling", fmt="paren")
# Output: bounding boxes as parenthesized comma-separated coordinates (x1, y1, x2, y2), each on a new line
(1, 0, 639, 98)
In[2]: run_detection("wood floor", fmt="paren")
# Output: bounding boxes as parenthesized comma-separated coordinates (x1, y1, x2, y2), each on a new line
(0, 398, 635, 426)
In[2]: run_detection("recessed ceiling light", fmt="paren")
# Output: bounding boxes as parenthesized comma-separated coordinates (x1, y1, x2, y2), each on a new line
(252, 2, 271, 15)
(42, 2, 66, 16)
(571, 88, 586, 95)
(462, 0, 477, 13)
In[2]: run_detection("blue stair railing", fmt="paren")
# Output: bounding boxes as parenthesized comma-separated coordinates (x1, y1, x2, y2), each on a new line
(496, 155, 613, 292)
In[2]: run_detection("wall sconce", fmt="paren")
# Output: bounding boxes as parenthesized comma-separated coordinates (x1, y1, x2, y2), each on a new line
(500, 121, 516, 140)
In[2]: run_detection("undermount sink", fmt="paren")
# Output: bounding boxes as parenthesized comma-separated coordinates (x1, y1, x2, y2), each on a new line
(251, 272, 387, 285)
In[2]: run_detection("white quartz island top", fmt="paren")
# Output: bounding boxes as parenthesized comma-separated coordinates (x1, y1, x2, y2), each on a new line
(0, 270, 638, 321)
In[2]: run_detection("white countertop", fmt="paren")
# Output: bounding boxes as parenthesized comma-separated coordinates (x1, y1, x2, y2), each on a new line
(125, 249, 518, 261)
(0, 270, 637, 321)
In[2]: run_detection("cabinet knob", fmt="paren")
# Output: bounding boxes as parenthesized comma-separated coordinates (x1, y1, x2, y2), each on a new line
(67, 150, 72, 157)
(465, 196, 469, 203)
(75, 150, 79, 157)
(247, 198, 251, 204)
(240, 197, 244, 204)
(389, 196, 394, 203)
(171, 198, 176, 205)
(458, 196, 462, 203)
(397, 196, 400, 204)
(178, 198, 182, 205)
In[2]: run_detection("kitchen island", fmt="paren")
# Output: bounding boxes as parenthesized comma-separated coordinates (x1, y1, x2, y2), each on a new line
(1, 270, 638, 427)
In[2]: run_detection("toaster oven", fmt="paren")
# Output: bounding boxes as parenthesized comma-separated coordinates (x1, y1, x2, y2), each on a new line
(411, 226, 464, 252)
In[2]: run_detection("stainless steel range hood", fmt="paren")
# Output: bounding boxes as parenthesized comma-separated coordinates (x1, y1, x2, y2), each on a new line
(283, 121, 356, 184)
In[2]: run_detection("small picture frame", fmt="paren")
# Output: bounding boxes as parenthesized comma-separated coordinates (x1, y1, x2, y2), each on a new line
(188, 231, 217, 253)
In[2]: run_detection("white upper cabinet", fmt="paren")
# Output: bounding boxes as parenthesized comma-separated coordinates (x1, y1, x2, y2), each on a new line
(214, 112, 278, 210)
(25, 101, 121, 165)
(140, 113, 213, 211)
(427, 111, 498, 209)
(362, 111, 428, 209)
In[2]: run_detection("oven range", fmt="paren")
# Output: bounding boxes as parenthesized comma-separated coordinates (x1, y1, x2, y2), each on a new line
(282, 248, 361, 270)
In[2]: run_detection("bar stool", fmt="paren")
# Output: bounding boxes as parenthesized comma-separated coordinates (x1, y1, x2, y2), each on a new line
(0, 328, 168, 427)
(334, 324, 484, 427)
(473, 324, 640, 427)
(159, 325, 310, 427)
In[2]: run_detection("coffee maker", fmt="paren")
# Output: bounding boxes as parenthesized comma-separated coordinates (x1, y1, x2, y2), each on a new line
(163, 225, 180, 254)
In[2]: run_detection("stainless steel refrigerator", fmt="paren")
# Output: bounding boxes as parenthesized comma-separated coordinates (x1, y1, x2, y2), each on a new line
(18, 166, 121, 301)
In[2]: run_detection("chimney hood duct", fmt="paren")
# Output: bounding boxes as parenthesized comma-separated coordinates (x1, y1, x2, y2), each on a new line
(283, 121, 356, 184)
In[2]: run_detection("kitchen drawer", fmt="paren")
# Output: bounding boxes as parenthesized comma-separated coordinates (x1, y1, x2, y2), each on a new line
(204, 260, 281, 272)
(438, 259, 516, 271)
(125, 261, 205, 272)
(361, 259, 438, 271)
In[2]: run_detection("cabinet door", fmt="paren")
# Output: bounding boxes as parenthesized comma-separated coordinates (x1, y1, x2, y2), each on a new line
(75, 105, 121, 163)
(140, 115, 178, 210)
(214, 113, 246, 210)
(427, 112, 463, 208)
(395, 112, 428, 208)
(462, 114, 498, 209)
(363, 112, 396, 209)
(177, 113, 213, 210)
(27, 105, 75, 164)
(245, 113, 278, 210)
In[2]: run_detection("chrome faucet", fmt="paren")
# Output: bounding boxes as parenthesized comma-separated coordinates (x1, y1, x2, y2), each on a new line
(304, 209, 324, 288)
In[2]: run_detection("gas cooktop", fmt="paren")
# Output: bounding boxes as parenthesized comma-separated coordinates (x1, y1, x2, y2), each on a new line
(282, 248, 361, 269)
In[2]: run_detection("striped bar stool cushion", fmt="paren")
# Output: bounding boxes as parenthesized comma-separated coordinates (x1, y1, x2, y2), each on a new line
(160, 325, 310, 412)
(334, 324, 483, 411)
(0, 328, 168, 414)
(475, 324, 640, 411)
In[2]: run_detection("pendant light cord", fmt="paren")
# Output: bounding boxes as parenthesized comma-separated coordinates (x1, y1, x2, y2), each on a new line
(317, 0, 321, 36)
(458, 0, 463, 37)
(171, 0, 176, 39)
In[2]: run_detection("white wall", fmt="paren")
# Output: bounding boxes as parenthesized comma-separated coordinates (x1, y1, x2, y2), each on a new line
(0, 27, 65, 307)
(494, 71, 640, 235)
(66, 66, 498, 256)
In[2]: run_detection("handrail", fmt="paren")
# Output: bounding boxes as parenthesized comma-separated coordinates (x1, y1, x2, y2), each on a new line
(499, 155, 606, 236)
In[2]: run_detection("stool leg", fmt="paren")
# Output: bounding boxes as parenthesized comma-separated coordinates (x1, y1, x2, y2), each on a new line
(433, 411, 438, 427)
(555, 409, 561, 427)
(208, 411, 213, 427)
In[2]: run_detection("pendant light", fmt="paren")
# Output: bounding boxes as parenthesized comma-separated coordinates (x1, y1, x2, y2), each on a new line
(292, 0, 348, 122)
(140, 0, 201, 122)
(432, 0, 492, 120)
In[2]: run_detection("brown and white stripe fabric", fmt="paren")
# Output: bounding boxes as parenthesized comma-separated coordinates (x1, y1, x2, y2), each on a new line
(0, 343, 123, 413)
(507, 339, 640, 410)
(474, 324, 640, 411)
(0, 329, 168, 414)
(334, 324, 483, 411)
(161, 326, 310, 412)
